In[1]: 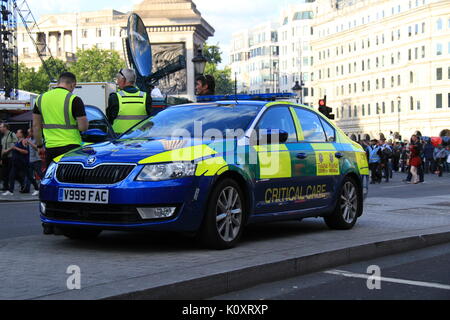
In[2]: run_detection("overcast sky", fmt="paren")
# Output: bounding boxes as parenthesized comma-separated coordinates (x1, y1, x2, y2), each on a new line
(26, 0, 299, 65)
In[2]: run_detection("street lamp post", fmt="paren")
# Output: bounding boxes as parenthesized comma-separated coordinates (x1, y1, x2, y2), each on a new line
(397, 96, 402, 141)
(292, 80, 303, 104)
(192, 48, 207, 76)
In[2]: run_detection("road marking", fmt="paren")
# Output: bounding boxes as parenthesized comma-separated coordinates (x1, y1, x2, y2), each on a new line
(325, 269, 450, 291)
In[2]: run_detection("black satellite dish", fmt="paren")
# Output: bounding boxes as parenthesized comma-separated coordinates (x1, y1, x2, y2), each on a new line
(124, 13, 187, 93)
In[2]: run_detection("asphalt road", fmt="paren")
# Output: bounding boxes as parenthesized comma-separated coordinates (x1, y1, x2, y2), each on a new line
(0, 172, 448, 240)
(212, 242, 450, 300)
(0, 201, 42, 240)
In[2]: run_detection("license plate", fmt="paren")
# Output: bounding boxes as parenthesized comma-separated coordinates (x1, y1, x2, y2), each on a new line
(58, 188, 109, 204)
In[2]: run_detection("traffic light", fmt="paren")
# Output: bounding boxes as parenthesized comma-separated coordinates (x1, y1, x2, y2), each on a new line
(318, 96, 335, 120)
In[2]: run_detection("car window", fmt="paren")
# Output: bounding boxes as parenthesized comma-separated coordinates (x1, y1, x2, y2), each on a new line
(121, 104, 259, 140)
(256, 107, 297, 143)
(320, 118, 336, 143)
(293, 108, 327, 143)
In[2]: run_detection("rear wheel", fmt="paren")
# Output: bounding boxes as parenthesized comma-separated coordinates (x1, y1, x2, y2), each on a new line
(61, 228, 102, 240)
(324, 177, 362, 230)
(199, 179, 246, 250)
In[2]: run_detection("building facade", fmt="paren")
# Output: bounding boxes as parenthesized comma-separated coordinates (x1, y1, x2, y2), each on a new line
(278, 2, 316, 106)
(17, 0, 214, 101)
(229, 0, 317, 105)
(312, 0, 450, 139)
(229, 22, 280, 94)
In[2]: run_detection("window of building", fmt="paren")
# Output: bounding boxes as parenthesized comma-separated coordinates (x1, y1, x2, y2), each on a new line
(417, 100, 421, 110)
(415, 47, 418, 59)
(382, 102, 386, 114)
(348, 106, 352, 118)
(368, 80, 371, 91)
(82, 30, 88, 38)
(376, 103, 380, 115)
(410, 71, 414, 83)
(437, 43, 443, 55)
(410, 97, 414, 110)
(408, 26, 412, 37)
(398, 75, 401, 86)
(437, 18, 443, 30)
(415, 24, 419, 35)
(382, 78, 385, 89)
(391, 101, 395, 113)
(368, 104, 371, 116)
(391, 76, 395, 88)
(362, 104, 366, 116)
(436, 94, 443, 108)
(422, 46, 426, 58)
(96, 28, 102, 37)
(437, 68, 443, 80)
(408, 49, 412, 60)
(422, 23, 425, 33)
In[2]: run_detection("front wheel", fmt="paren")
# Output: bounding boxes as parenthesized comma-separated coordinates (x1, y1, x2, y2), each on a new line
(324, 177, 362, 230)
(199, 179, 246, 250)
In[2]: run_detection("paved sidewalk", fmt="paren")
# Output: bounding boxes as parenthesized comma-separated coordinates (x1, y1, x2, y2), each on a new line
(0, 184, 39, 202)
(0, 189, 449, 300)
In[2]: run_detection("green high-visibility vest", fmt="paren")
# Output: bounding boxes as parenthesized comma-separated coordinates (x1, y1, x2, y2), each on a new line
(112, 89, 148, 134)
(36, 88, 82, 149)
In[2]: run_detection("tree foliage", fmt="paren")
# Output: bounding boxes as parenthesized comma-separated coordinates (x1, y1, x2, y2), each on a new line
(69, 47, 126, 82)
(18, 58, 68, 94)
(202, 43, 233, 95)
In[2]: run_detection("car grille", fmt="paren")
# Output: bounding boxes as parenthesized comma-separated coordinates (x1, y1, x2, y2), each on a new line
(56, 164, 135, 184)
(44, 202, 142, 224)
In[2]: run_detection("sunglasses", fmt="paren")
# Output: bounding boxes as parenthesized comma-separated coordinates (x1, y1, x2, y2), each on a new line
(118, 69, 127, 81)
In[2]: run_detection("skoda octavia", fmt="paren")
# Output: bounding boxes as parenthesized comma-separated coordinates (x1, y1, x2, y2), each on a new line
(40, 100, 369, 249)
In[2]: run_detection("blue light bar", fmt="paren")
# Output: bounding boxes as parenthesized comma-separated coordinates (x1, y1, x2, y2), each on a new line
(197, 93, 296, 103)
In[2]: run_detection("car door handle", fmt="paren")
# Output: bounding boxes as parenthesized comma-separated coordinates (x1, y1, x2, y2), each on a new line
(297, 153, 308, 159)
(335, 152, 344, 159)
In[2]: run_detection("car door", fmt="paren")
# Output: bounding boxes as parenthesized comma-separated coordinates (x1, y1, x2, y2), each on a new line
(290, 106, 338, 209)
(252, 106, 305, 214)
(85, 105, 117, 141)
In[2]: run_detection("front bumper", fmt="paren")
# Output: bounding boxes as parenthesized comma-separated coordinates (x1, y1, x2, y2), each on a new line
(40, 174, 213, 233)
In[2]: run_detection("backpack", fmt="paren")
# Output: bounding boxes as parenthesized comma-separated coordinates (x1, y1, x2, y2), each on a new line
(382, 147, 393, 159)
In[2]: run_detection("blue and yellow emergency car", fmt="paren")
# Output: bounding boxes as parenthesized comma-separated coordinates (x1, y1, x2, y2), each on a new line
(40, 96, 369, 249)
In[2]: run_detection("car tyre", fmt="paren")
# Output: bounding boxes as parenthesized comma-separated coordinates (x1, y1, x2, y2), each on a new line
(324, 176, 362, 230)
(199, 179, 246, 250)
(61, 228, 102, 240)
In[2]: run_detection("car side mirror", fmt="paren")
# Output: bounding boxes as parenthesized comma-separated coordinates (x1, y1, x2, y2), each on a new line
(81, 129, 108, 143)
(254, 129, 289, 145)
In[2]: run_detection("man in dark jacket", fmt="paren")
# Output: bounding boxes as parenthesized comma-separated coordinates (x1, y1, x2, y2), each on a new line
(423, 141, 435, 174)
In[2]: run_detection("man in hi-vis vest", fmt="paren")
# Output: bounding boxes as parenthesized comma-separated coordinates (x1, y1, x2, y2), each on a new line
(107, 68, 152, 135)
(33, 72, 89, 168)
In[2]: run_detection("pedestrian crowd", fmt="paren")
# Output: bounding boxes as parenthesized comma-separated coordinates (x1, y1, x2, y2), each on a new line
(0, 123, 45, 196)
(359, 133, 450, 185)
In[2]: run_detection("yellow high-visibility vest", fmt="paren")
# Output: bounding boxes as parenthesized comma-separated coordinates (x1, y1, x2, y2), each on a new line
(36, 88, 82, 148)
(112, 90, 148, 135)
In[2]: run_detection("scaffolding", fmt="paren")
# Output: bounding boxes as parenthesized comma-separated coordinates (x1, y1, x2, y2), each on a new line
(0, 0, 18, 99)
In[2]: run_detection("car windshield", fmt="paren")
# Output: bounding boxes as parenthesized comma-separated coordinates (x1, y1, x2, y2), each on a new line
(121, 104, 260, 140)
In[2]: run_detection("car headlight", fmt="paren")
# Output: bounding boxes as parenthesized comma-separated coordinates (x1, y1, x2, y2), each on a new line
(136, 163, 197, 181)
(44, 162, 58, 180)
